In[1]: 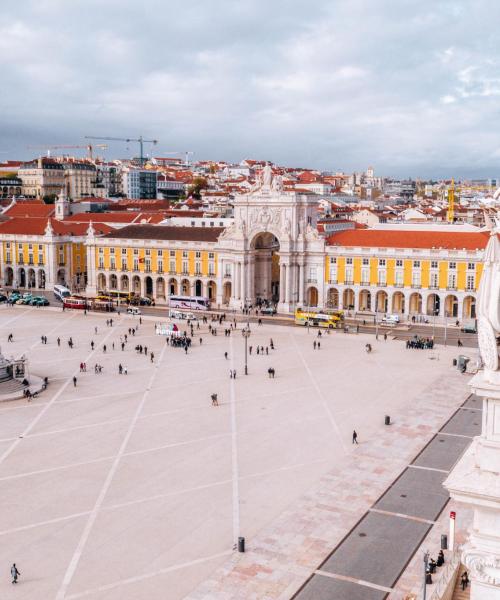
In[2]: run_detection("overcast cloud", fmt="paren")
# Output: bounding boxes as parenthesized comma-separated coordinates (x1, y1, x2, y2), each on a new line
(1, 0, 500, 177)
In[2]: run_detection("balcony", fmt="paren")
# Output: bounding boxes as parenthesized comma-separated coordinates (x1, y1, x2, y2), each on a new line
(145, 268, 152, 273)
(58, 262, 65, 267)
(393, 282, 404, 288)
(466, 287, 476, 292)
(181, 271, 190, 276)
(37, 262, 44, 267)
(307, 278, 317, 284)
(377, 281, 387, 287)
(328, 279, 338, 285)
(18, 259, 24, 265)
(5, 259, 12, 265)
(158, 269, 164, 275)
(223, 273, 232, 279)
(344, 280, 354, 285)
(412, 284, 422, 289)
(447, 286, 457, 291)
(428, 285, 439, 290)
(169, 270, 176, 275)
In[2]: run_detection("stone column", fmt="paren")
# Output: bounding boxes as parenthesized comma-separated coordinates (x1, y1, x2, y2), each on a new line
(285, 264, 291, 305)
(298, 263, 304, 305)
(240, 259, 246, 307)
(279, 263, 286, 304)
(445, 373, 500, 599)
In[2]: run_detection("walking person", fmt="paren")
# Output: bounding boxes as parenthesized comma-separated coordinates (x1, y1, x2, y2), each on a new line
(73, 376, 77, 387)
(352, 430, 358, 444)
(11, 563, 20, 584)
(57, 337, 61, 347)
(461, 571, 469, 591)
(211, 393, 218, 406)
(313, 341, 317, 350)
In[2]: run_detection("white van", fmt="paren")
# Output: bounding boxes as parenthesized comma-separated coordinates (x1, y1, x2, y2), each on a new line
(127, 307, 141, 316)
(381, 314, 400, 325)
(53, 284, 71, 302)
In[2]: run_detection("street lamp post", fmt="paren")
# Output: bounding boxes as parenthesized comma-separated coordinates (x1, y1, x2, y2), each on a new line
(242, 327, 251, 375)
(423, 550, 430, 600)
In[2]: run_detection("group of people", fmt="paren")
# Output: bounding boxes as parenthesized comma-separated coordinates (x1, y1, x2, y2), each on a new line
(406, 336, 434, 350)
(426, 550, 449, 584)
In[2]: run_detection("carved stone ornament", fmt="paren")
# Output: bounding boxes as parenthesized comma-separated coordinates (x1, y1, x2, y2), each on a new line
(478, 316, 499, 371)
(464, 549, 500, 586)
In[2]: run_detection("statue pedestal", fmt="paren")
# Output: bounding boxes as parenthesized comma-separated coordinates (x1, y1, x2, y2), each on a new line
(445, 371, 500, 599)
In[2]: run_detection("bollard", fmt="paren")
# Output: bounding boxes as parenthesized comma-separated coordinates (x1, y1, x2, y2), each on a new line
(452, 358, 457, 366)
(441, 534, 448, 550)
(385, 415, 391, 426)
(238, 536, 245, 553)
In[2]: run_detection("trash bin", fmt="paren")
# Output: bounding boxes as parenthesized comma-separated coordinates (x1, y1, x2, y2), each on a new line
(441, 534, 448, 550)
(238, 536, 245, 553)
(452, 358, 457, 366)
(385, 415, 391, 426)
(426, 572, 433, 584)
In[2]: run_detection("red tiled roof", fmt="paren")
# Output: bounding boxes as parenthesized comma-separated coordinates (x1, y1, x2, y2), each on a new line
(0, 217, 112, 237)
(4, 203, 55, 218)
(327, 229, 490, 250)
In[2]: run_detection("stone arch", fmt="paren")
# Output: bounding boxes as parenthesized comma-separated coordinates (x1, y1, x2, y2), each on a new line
(4, 266, 13, 286)
(57, 269, 66, 285)
(445, 294, 458, 318)
(409, 292, 422, 314)
(426, 293, 440, 316)
(326, 287, 339, 309)
(132, 275, 141, 295)
(97, 273, 107, 292)
(463, 295, 476, 319)
(181, 278, 190, 295)
(144, 276, 153, 297)
(120, 274, 129, 291)
(27, 268, 36, 288)
(306, 286, 319, 307)
(168, 278, 178, 296)
(38, 269, 46, 289)
(18, 267, 26, 288)
(109, 274, 118, 290)
(392, 291, 405, 314)
(375, 290, 388, 313)
(194, 279, 203, 297)
(342, 288, 355, 310)
(156, 277, 165, 299)
(359, 289, 371, 311)
(250, 231, 280, 303)
(207, 280, 216, 301)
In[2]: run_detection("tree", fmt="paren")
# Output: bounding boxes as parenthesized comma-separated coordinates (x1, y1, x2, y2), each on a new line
(187, 177, 208, 200)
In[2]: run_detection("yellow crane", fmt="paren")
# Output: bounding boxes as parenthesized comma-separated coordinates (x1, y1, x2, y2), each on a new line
(447, 179, 456, 222)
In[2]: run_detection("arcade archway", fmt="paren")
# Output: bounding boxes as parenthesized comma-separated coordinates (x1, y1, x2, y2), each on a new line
(251, 232, 280, 304)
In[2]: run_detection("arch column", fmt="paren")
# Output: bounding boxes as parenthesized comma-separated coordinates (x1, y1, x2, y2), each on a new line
(279, 262, 286, 304)
(298, 263, 304, 304)
(285, 263, 292, 304)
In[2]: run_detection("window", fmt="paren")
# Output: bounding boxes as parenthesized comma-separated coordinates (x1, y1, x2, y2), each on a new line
(169, 260, 175, 272)
(6, 242, 10, 249)
(145, 259, 151, 272)
(345, 267, 353, 282)
(467, 262, 475, 270)
(133, 249, 138, 255)
(28, 244, 32, 250)
(379, 259, 386, 266)
(110, 258, 116, 270)
(133, 259, 139, 271)
(98, 248, 104, 255)
(98, 258, 104, 269)
(195, 262, 202, 275)
(145, 249, 151, 256)
(346, 257, 353, 265)
(110, 248, 115, 254)
(378, 269, 386, 285)
(430, 272, 439, 288)
(195, 251, 201, 258)
(182, 261, 188, 273)
(330, 257, 337, 264)
(361, 268, 370, 284)
(158, 260, 163, 273)
(466, 275, 475, 290)
(224, 263, 231, 276)
(158, 249, 163, 256)
(396, 259, 403, 267)
(413, 260, 420, 268)
(431, 261, 438, 269)
(121, 259, 127, 270)
(362, 258, 369, 266)
(121, 248, 127, 255)
(412, 272, 421, 287)
(308, 267, 317, 281)
(170, 250, 176, 257)
(448, 273, 457, 288)
(449, 262, 456, 270)
(208, 252, 215, 259)
(208, 262, 215, 275)
(182, 251, 188, 258)
(395, 270, 404, 285)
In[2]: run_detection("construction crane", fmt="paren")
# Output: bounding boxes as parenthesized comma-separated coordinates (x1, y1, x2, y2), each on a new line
(26, 144, 108, 160)
(447, 179, 457, 223)
(85, 136, 158, 165)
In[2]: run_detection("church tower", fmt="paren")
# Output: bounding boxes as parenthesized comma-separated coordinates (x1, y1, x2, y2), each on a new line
(55, 187, 71, 221)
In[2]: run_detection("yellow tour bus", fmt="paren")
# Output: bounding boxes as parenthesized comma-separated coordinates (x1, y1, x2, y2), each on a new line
(295, 308, 344, 329)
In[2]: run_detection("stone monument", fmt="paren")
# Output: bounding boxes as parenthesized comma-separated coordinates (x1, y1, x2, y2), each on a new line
(445, 216, 500, 598)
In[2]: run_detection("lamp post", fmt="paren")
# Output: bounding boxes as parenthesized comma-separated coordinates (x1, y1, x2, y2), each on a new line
(423, 550, 430, 600)
(242, 327, 251, 375)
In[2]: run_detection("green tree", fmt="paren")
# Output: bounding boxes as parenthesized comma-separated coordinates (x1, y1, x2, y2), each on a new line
(187, 177, 208, 199)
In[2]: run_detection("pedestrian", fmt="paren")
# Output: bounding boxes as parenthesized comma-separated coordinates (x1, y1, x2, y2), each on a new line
(95, 326, 98, 334)
(266, 347, 269, 355)
(121, 342, 125, 351)
(224, 352, 228, 360)
(112, 342, 115, 350)
(139, 317, 142, 325)
(144, 346, 147, 355)
(150, 352, 154, 363)
(258, 318, 262, 326)
(249, 346, 253, 355)
(317, 341, 320, 350)
(233, 369, 236, 378)
(91, 341, 94, 350)
(199, 337, 203, 345)
(123, 366, 128, 375)
(73, 376, 77, 387)
(211, 393, 218, 406)
(11, 563, 20, 584)
(7, 333, 13, 342)
(119, 364, 123, 374)
(230, 370, 233, 379)
(458, 338, 463, 347)
(79, 362, 84, 372)
(57, 337, 61, 347)
(461, 571, 469, 591)
(352, 430, 358, 444)
(313, 341, 317, 350)
(103, 344, 107, 353)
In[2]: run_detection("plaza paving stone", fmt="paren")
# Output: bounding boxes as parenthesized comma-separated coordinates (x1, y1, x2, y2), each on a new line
(412, 433, 472, 472)
(0, 305, 472, 600)
(440, 407, 482, 437)
(295, 573, 387, 600)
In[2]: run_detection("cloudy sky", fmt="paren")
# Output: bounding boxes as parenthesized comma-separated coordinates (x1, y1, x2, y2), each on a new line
(1, 0, 500, 178)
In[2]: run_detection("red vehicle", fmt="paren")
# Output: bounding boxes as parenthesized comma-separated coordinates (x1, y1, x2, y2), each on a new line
(63, 296, 87, 310)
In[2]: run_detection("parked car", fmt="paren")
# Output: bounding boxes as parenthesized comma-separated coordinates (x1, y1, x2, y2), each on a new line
(127, 307, 141, 315)
(261, 306, 277, 315)
(0, 294, 7, 303)
(381, 314, 400, 325)
(461, 324, 477, 334)
(170, 310, 197, 321)
(30, 296, 49, 306)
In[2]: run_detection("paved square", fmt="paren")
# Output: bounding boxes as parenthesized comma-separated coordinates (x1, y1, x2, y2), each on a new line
(295, 573, 387, 600)
(440, 407, 482, 437)
(0, 305, 466, 599)
(412, 433, 472, 471)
